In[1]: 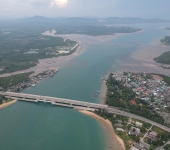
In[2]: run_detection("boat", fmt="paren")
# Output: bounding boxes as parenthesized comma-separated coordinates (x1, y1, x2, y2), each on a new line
(31, 84, 36, 87)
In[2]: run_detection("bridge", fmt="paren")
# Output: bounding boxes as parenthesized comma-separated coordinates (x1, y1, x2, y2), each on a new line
(0, 92, 107, 110)
(1, 91, 170, 132)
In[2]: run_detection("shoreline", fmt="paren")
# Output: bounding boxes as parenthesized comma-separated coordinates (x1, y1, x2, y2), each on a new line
(100, 73, 109, 104)
(116, 40, 170, 77)
(79, 110, 125, 150)
(43, 30, 142, 45)
(0, 41, 84, 78)
(0, 30, 142, 78)
(0, 100, 17, 109)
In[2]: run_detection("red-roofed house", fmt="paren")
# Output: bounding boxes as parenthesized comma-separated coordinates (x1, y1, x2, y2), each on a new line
(131, 100, 137, 105)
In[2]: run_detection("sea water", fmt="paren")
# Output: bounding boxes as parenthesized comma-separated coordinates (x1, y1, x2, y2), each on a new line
(0, 23, 169, 150)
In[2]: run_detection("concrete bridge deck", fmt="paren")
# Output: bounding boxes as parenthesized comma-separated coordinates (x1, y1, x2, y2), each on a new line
(1, 91, 170, 132)
(0, 92, 107, 109)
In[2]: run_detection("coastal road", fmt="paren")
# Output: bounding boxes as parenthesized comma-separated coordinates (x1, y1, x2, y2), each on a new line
(107, 107, 170, 133)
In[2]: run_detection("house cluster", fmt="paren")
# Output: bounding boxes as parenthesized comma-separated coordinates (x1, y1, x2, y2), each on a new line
(131, 142, 150, 150)
(114, 118, 161, 150)
(112, 72, 170, 110)
(6, 69, 58, 92)
(130, 130, 158, 150)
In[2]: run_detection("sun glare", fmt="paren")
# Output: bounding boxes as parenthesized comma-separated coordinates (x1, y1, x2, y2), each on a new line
(50, 0, 68, 7)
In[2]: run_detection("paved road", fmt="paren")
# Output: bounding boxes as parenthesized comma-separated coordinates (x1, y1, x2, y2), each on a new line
(107, 108, 170, 133)
(1, 91, 170, 133)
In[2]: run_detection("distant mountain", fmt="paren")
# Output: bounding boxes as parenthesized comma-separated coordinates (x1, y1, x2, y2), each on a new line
(99, 17, 170, 24)
(20, 16, 98, 25)
(10, 16, 168, 25)
(0, 16, 169, 31)
(20, 15, 53, 23)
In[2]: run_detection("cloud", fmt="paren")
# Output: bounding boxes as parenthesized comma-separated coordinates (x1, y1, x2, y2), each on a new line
(50, 0, 68, 7)
(0, 8, 11, 11)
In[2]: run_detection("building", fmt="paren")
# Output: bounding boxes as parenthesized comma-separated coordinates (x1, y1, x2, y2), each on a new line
(131, 146, 139, 150)
(147, 131, 158, 141)
(129, 127, 141, 136)
(116, 128, 124, 132)
(133, 143, 146, 150)
(136, 121, 143, 127)
(139, 141, 150, 149)
(131, 100, 137, 105)
(114, 123, 123, 128)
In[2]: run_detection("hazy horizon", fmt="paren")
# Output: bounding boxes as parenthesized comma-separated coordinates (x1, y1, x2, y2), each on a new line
(0, 0, 170, 20)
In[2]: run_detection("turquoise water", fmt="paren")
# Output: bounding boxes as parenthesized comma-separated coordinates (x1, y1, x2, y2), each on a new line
(0, 23, 169, 150)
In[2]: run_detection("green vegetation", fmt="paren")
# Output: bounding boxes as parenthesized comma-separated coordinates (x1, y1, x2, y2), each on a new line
(154, 36, 170, 64)
(95, 109, 150, 150)
(154, 74, 170, 85)
(0, 29, 77, 74)
(54, 25, 141, 36)
(152, 126, 170, 142)
(0, 18, 141, 74)
(95, 109, 170, 150)
(154, 51, 170, 65)
(95, 109, 131, 150)
(160, 36, 170, 45)
(132, 118, 151, 129)
(0, 95, 10, 104)
(106, 74, 165, 124)
(0, 72, 33, 89)
(164, 144, 170, 150)
(146, 126, 170, 149)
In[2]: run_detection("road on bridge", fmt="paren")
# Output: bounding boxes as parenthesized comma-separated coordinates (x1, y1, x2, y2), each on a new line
(1, 91, 170, 133)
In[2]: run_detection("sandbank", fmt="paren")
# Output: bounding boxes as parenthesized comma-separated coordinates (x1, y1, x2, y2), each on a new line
(0, 100, 17, 109)
(116, 41, 170, 77)
(79, 110, 125, 150)
(100, 73, 109, 104)
(100, 80, 107, 104)
(43, 30, 142, 45)
(0, 29, 140, 78)
(0, 41, 84, 77)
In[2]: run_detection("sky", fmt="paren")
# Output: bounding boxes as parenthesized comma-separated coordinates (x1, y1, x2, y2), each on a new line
(0, 0, 170, 19)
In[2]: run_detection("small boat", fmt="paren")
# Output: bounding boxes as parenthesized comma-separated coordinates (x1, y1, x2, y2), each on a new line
(31, 84, 36, 87)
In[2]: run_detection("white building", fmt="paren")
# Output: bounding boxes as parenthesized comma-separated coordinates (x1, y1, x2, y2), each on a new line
(116, 128, 124, 132)
(136, 121, 143, 127)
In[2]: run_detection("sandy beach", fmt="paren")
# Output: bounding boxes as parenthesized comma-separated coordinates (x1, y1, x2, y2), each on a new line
(0, 100, 17, 109)
(79, 110, 125, 150)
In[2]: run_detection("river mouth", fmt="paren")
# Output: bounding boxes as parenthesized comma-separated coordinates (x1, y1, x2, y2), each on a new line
(0, 23, 170, 150)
